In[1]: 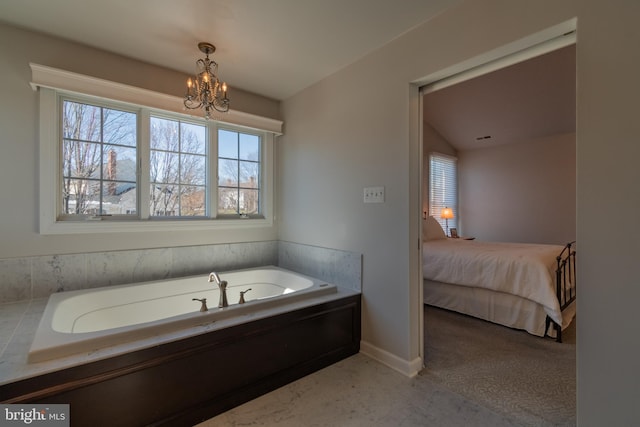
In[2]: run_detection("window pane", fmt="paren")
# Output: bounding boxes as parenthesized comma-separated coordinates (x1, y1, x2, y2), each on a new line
(150, 117, 179, 151)
(218, 187, 238, 215)
(103, 109, 137, 147)
(181, 122, 206, 154)
(238, 189, 259, 214)
(63, 101, 100, 141)
(239, 134, 260, 161)
(150, 151, 179, 185)
(218, 129, 238, 158)
(239, 161, 259, 188)
(150, 183, 178, 216)
(179, 185, 206, 216)
(103, 145, 136, 182)
(62, 140, 101, 179)
(62, 179, 100, 215)
(218, 159, 238, 187)
(181, 154, 206, 185)
(102, 181, 137, 214)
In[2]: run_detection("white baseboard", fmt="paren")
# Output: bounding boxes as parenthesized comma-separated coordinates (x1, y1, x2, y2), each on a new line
(359, 340, 423, 378)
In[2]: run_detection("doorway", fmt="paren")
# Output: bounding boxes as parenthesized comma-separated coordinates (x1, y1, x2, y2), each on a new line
(410, 19, 577, 368)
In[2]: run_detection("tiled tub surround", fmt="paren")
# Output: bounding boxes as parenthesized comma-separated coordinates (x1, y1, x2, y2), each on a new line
(278, 241, 362, 293)
(0, 241, 361, 304)
(0, 241, 280, 304)
(0, 241, 361, 386)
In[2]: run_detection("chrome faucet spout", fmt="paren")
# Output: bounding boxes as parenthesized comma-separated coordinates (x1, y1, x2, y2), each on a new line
(208, 272, 228, 308)
(208, 272, 221, 285)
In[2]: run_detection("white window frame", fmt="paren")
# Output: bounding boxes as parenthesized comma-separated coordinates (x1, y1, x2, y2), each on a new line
(216, 125, 264, 219)
(429, 152, 458, 235)
(33, 64, 281, 235)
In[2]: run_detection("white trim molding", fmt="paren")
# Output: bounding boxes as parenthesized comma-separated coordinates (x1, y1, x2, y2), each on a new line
(360, 341, 423, 378)
(418, 18, 577, 94)
(30, 63, 283, 135)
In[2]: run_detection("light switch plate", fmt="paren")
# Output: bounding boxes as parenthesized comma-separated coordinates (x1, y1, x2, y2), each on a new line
(364, 186, 385, 203)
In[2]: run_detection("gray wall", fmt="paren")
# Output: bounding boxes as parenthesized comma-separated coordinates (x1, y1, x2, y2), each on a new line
(575, 1, 640, 425)
(458, 132, 576, 244)
(424, 123, 458, 158)
(278, 0, 640, 424)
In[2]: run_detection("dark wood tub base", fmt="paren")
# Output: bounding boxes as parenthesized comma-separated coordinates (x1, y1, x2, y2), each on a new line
(1, 294, 361, 427)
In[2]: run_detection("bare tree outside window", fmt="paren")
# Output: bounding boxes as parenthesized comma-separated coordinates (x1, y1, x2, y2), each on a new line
(61, 100, 137, 216)
(59, 97, 265, 223)
(150, 117, 206, 216)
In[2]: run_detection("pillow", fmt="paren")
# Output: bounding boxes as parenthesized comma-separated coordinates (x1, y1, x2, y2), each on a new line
(423, 216, 447, 241)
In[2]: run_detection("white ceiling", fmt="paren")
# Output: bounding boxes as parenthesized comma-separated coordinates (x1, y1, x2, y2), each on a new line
(0, 0, 463, 100)
(423, 44, 576, 151)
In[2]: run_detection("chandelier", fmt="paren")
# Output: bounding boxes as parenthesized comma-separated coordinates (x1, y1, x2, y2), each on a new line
(184, 42, 230, 119)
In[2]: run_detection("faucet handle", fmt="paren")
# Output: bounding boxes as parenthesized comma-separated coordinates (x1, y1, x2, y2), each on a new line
(192, 298, 208, 312)
(238, 288, 252, 304)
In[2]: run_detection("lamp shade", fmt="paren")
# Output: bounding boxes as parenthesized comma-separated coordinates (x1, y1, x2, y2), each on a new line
(440, 207, 454, 220)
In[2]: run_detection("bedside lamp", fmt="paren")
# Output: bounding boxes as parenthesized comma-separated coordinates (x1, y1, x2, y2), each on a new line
(440, 207, 454, 237)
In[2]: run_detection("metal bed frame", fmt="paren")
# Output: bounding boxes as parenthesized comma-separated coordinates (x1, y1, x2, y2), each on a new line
(545, 241, 576, 342)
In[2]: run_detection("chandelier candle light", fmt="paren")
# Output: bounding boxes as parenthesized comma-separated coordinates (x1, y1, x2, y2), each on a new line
(184, 42, 230, 119)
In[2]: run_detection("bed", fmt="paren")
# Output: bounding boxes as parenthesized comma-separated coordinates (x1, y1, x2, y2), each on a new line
(422, 216, 576, 341)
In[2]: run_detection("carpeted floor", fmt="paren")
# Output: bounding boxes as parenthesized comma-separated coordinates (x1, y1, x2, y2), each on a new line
(421, 305, 576, 426)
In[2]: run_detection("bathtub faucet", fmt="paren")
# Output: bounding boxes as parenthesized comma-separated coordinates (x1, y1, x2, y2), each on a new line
(208, 272, 228, 308)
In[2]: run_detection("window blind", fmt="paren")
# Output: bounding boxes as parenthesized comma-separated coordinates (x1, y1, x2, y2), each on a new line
(429, 153, 457, 236)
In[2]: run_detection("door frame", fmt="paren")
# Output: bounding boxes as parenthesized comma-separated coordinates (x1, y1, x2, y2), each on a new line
(409, 18, 577, 369)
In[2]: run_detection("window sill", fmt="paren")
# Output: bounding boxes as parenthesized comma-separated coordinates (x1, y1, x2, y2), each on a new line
(39, 217, 274, 235)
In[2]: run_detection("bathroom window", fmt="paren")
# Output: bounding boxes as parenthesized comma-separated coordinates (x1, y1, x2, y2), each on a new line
(35, 73, 278, 235)
(57, 98, 268, 221)
(55, 96, 270, 222)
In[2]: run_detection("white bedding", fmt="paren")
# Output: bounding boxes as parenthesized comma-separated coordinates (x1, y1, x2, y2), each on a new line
(422, 239, 565, 325)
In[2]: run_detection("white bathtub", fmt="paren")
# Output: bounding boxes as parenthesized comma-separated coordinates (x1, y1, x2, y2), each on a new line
(28, 266, 337, 363)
